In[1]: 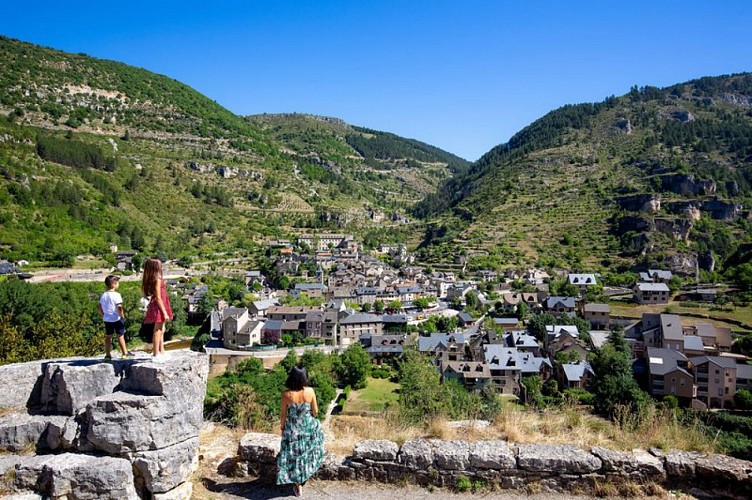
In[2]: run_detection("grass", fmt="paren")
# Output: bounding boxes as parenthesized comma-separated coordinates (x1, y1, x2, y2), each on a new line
(609, 299, 752, 333)
(341, 376, 399, 415)
(327, 401, 718, 457)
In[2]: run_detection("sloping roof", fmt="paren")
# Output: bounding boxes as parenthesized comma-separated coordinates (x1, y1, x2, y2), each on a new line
(660, 314, 683, 341)
(689, 355, 738, 369)
(504, 332, 539, 349)
(493, 317, 520, 326)
(443, 361, 490, 379)
(517, 352, 551, 374)
(589, 330, 609, 349)
(458, 312, 474, 323)
(223, 307, 248, 319)
(546, 325, 580, 339)
(340, 313, 383, 325)
(649, 269, 673, 280)
(636, 283, 670, 292)
(647, 347, 689, 376)
(546, 296, 576, 309)
(568, 274, 597, 285)
(683, 335, 705, 351)
(737, 364, 752, 380)
(262, 320, 284, 330)
(483, 345, 521, 371)
(418, 334, 467, 352)
(382, 314, 408, 323)
(252, 298, 280, 311)
(562, 361, 594, 382)
(583, 303, 610, 313)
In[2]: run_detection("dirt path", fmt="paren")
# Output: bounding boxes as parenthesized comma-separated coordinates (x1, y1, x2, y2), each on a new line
(195, 478, 602, 499)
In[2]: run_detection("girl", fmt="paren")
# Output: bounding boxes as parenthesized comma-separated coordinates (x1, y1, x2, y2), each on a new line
(277, 366, 325, 497)
(142, 257, 173, 359)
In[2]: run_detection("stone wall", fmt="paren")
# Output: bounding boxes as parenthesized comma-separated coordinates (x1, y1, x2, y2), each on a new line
(0, 351, 208, 499)
(239, 433, 752, 498)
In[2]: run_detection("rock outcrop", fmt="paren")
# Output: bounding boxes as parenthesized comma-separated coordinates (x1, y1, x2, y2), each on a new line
(238, 433, 752, 497)
(0, 350, 208, 499)
(661, 173, 716, 196)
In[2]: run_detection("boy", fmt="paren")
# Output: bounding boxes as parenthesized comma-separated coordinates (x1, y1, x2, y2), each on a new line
(98, 275, 133, 360)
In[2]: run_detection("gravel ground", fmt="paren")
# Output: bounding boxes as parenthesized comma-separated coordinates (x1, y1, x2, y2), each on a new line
(195, 478, 604, 499)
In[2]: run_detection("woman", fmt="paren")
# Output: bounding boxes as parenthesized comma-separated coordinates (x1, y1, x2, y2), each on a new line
(141, 257, 173, 360)
(277, 366, 325, 497)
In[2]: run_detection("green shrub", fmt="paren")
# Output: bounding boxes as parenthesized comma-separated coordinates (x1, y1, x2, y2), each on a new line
(455, 475, 471, 492)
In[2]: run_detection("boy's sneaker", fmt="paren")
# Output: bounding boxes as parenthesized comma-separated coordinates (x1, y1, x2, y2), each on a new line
(104, 355, 112, 361)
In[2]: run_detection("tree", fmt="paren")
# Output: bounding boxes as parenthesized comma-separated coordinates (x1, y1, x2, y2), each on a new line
(387, 300, 403, 313)
(735, 389, 752, 410)
(397, 348, 444, 424)
(360, 302, 372, 313)
(373, 300, 384, 314)
(413, 297, 430, 310)
(334, 344, 371, 389)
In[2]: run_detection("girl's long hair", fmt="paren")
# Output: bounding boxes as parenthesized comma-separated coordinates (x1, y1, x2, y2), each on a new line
(141, 258, 163, 297)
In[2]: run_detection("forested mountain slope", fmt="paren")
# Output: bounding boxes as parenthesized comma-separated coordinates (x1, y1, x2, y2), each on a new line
(414, 74, 752, 278)
(0, 36, 465, 264)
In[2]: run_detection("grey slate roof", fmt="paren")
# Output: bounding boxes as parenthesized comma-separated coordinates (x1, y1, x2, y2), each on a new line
(418, 334, 467, 352)
(561, 361, 594, 382)
(683, 335, 705, 351)
(340, 313, 383, 325)
(546, 296, 576, 309)
(646, 348, 690, 376)
(660, 314, 683, 341)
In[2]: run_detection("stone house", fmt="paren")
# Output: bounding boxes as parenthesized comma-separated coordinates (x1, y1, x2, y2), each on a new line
(339, 313, 383, 346)
(639, 269, 673, 284)
(646, 348, 696, 405)
(633, 282, 670, 304)
(567, 274, 598, 294)
(690, 356, 737, 408)
(545, 296, 576, 317)
(482, 345, 522, 396)
(222, 307, 263, 348)
(441, 361, 491, 390)
(559, 361, 595, 390)
(581, 303, 610, 329)
(266, 306, 319, 322)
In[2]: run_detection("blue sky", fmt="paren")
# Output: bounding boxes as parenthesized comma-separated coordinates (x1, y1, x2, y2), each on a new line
(2, 1, 751, 160)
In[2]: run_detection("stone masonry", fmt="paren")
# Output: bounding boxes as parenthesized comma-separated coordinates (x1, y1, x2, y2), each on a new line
(0, 350, 209, 499)
(239, 433, 752, 498)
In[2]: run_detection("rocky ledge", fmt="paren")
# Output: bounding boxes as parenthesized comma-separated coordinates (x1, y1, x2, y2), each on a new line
(238, 433, 752, 498)
(0, 350, 209, 499)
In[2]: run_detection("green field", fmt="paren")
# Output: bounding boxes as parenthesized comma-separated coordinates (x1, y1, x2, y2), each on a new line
(610, 299, 752, 334)
(342, 377, 400, 414)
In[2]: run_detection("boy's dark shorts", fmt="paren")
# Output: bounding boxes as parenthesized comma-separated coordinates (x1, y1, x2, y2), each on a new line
(104, 319, 126, 336)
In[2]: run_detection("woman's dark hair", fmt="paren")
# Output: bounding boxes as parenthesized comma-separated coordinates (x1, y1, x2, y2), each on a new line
(285, 366, 308, 391)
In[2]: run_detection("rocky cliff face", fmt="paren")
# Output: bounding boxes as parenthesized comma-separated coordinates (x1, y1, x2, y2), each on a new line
(0, 350, 208, 499)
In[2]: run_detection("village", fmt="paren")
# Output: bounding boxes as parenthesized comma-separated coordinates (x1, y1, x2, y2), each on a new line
(156, 233, 752, 411)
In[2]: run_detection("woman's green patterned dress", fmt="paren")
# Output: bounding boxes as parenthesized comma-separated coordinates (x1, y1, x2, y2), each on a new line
(277, 402, 325, 485)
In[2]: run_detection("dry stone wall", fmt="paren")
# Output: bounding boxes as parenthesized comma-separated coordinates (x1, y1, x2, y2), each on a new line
(239, 433, 752, 498)
(0, 351, 209, 499)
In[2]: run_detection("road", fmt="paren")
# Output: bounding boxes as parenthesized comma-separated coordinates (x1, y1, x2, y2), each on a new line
(27, 266, 192, 283)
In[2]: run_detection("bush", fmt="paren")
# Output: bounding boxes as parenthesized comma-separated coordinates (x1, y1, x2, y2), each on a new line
(455, 475, 471, 493)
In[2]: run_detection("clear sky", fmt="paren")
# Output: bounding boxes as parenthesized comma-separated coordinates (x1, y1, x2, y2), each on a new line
(2, 1, 751, 160)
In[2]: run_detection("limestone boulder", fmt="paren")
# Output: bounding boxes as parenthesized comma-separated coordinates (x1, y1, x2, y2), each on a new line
(399, 439, 433, 470)
(432, 440, 470, 470)
(592, 447, 664, 478)
(662, 449, 703, 479)
(518, 444, 601, 473)
(695, 453, 752, 483)
(153, 481, 193, 500)
(39, 360, 121, 415)
(83, 392, 200, 453)
(0, 359, 47, 409)
(469, 440, 516, 469)
(131, 437, 199, 493)
(0, 413, 74, 452)
(12, 453, 137, 499)
(353, 440, 399, 462)
(238, 432, 281, 465)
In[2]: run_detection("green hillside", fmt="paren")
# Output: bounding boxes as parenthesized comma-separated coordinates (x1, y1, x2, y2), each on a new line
(414, 74, 752, 277)
(0, 37, 466, 264)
